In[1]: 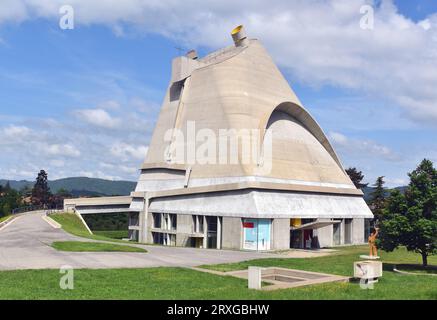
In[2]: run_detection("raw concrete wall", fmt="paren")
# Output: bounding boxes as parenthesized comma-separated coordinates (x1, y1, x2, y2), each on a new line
(176, 214, 193, 247)
(272, 218, 290, 250)
(352, 218, 365, 244)
(315, 224, 333, 248)
(222, 217, 242, 250)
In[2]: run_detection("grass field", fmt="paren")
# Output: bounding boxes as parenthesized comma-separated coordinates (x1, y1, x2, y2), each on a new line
(50, 213, 132, 243)
(93, 230, 129, 239)
(0, 215, 12, 223)
(51, 241, 147, 253)
(0, 246, 435, 300)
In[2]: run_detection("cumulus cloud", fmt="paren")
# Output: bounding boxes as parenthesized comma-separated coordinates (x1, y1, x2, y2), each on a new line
(2, 125, 31, 138)
(329, 131, 399, 161)
(45, 144, 81, 157)
(74, 108, 121, 129)
(110, 142, 148, 161)
(1, 0, 435, 124)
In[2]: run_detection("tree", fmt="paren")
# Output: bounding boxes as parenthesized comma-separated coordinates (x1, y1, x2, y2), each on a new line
(31, 170, 52, 206)
(0, 187, 22, 217)
(378, 159, 436, 266)
(369, 176, 386, 223)
(345, 167, 368, 189)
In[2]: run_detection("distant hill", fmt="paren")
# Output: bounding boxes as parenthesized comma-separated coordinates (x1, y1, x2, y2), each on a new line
(362, 185, 407, 202)
(0, 177, 136, 197)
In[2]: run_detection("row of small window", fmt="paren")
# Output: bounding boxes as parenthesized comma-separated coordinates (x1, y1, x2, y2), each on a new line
(152, 213, 216, 234)
(152, 232, 176, 246)
(152, 213, 177, 230)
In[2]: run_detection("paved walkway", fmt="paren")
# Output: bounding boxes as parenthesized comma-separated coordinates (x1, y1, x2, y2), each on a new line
(0, 212, 284, 271)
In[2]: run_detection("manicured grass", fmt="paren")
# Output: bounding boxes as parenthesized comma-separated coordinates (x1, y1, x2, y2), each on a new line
(395, 264, 437, 275)
(93, 230, 129, 240)
(0, 215, 12, 223)
(51, 241, 147, 253)
(0, 245, 435, 299)
(0, 265, 436, 300)
(50, 213, 131, 243)
(201, 246, 437, 275)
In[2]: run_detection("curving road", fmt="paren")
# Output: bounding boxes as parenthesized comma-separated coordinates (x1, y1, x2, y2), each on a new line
(0, 212, 281, 270)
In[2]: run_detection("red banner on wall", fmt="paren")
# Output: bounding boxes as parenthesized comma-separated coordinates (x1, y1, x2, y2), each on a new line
(243, 222, 254, 228)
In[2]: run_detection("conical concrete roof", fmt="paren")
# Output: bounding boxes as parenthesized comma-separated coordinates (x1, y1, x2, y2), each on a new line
(142, 38, 354, 187)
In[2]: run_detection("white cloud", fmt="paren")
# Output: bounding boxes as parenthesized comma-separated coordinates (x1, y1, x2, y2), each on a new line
(50, 159, 65, 167)
(329, 131, 398, 161)
(74, 108, 121, 128)
(46, 144, 81, 157)
(98, 100, 120, 110)
(2, 125, 31, 138)
(1, 0, 435, 124)
(110, 142, 148, 161)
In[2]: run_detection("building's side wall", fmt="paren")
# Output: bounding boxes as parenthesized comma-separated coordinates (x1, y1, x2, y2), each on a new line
(272, 218, 290, 250)
(222, 217, 242, 250)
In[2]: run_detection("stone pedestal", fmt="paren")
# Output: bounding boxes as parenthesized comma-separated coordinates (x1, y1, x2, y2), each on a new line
(354, 260, 383, 282)
(248, 266, 263, 290)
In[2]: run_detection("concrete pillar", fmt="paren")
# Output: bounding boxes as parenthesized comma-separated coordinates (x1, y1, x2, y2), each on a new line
(139, 198, 148, 243)
(217, 217, 222, 249)
(203, 216, 207, 249)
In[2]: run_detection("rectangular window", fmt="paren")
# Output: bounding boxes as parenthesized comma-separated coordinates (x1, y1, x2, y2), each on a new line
(170, 214, 177, 231)
(192, 215, 197, 233)
(192, 215, 204, 233)
(153, 213, 161, 229)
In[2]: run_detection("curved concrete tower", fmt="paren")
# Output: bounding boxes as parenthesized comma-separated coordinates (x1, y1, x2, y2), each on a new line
(129, 26, 372, 250)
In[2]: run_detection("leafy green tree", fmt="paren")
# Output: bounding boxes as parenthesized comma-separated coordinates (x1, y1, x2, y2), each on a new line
(345, 167, 368, 189)
(369, 176, 386, 223)
(378, 159, 436, 266)
(0, 187, 22, 217)
(31, 170, 52, 206)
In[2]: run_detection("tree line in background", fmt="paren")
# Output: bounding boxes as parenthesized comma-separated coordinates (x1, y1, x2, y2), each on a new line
(346, 159, 436, 267)
(0, 170, 72, 218)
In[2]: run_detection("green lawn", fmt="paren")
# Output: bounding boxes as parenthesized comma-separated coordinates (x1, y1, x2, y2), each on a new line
(51, 241, 147, 253)
(201, 246, 437, 275)
(93, 230, 129, 240)
(0, 246, 435, 300)
(0, 215, 12, 223)
(50, 213, 132, 243)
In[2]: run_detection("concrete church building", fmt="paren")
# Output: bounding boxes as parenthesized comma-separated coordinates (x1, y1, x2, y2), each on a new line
(65, 26, 373, 251)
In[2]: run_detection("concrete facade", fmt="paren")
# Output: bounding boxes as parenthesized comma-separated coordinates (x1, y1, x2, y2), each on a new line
(64, 26, 373, 251)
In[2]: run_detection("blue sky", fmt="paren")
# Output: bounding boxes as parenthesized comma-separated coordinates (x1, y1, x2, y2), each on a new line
(0, 0, 436, 187)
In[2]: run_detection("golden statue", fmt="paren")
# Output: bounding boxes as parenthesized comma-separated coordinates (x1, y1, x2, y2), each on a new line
(368, 227, 379, 257)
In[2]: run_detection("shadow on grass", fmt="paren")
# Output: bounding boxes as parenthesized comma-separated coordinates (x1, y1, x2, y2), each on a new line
(384, 263, 437, 274)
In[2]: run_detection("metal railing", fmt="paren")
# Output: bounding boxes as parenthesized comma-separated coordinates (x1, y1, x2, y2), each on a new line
(11, 205, 63, 215)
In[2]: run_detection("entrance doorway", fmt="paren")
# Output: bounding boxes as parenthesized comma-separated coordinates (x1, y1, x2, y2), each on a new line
(243, 218, 271, 250)
(206, 216, 217, 249)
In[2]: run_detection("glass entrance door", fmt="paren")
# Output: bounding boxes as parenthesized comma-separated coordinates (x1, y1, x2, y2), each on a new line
(243, 219, 271, 250)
